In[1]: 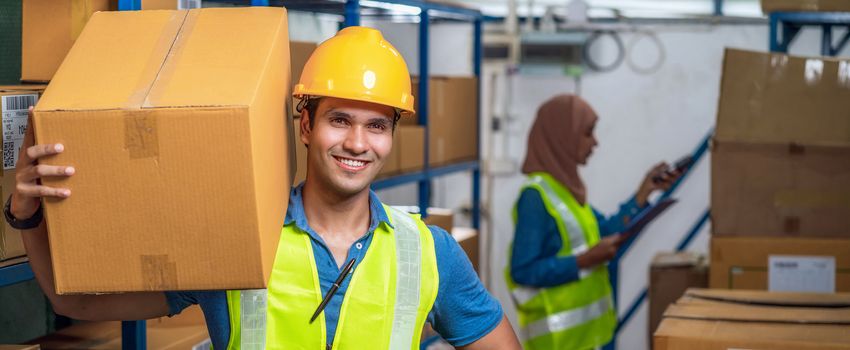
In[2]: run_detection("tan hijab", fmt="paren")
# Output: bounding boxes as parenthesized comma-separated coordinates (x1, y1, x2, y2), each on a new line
(522, 94, 598, 205)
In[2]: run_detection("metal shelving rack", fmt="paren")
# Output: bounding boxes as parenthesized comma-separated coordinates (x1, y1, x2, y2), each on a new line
(608, 10, 850, 350)
(0, 1, 482, 349)
(769, 11, 850, 56)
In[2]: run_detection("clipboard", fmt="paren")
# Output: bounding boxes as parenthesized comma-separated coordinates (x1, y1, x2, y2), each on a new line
(620, 197, 678, 241)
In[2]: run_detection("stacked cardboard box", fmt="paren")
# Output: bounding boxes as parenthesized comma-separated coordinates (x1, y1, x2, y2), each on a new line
(408, 76, 478, 166)
(710, 49, 850, 293)
(31, 305, 209, 349)
(22, 1, 202, 83)
(648, 252, 708, 344)
(0, 86, 45, 262)
(761, 0, 850, 12)
(33, 7, 292, 293)
(654, 288, 850, 350)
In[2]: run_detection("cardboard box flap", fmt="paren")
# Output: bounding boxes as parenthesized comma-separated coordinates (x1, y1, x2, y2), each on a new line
(664, 289, 850, 325)
(685, 288, 850, 307)
(664, 301, 850, 325)
(36, 10, 186, 111)
(144, 7, 288, 108)
(715, 49, 850, 147)
(36, 7, 287, 112)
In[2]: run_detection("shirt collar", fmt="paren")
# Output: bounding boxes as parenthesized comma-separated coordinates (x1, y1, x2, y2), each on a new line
(284, 183, 394, 234)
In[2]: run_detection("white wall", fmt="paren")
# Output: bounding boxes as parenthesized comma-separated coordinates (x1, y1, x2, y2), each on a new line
(287, 15, 846, 349)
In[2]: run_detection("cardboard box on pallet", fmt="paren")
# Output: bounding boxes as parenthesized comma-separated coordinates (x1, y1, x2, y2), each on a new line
(712, 49, 850, 238)
(648, 251, 708, 345)
(761, 0, 850, 12)
(710, 236, 850, 292)
(654, 288, 850, 350)
(33, 8, 292, 293)
(409, 77, 478, 166)
(0, 87, 43, 262)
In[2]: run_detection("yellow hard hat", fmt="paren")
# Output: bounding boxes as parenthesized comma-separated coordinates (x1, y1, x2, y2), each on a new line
(293, 26, 415, 115)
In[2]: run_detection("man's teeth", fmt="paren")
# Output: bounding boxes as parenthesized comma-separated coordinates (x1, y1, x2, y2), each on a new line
(340, 158, 366, 167)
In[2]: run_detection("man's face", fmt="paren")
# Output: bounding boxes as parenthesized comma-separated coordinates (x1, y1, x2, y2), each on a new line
(301, 97, 395, 197)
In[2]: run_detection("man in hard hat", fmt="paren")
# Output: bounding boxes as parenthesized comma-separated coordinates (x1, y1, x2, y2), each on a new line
(11, 26, 521, 349)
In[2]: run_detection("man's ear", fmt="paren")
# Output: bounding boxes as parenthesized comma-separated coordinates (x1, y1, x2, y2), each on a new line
(300, 111, 311, 146)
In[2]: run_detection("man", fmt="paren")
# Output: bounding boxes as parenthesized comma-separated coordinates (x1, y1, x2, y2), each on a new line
(10, 26, 521, 349)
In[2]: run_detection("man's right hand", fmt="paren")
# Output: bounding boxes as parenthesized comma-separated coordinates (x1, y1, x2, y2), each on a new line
(11, 107, 74, 220)
(576, 234, 623, 269)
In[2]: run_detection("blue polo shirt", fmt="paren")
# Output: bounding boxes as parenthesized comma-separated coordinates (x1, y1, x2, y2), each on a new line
(165, 184, 502, 348)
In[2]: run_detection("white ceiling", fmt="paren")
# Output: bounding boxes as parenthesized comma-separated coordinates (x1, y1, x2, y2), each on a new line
(448, 0, 764, 18)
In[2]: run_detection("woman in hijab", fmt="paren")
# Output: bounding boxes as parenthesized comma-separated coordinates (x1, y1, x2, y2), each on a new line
(506, 94, 681, 350)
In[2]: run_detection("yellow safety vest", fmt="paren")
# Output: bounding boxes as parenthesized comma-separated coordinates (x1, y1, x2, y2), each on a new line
(225, 204, 439, 350)
(506, 172, 616, 350)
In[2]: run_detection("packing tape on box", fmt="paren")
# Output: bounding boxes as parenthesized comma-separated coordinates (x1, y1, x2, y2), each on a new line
(124, 112, 160, 159)
(142, 10, 200, 107)
(126, 10, 189, 108)
(141, 254, 178, 290)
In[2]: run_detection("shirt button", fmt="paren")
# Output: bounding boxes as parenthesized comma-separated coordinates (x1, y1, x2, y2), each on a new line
(356, 242, 363, 250)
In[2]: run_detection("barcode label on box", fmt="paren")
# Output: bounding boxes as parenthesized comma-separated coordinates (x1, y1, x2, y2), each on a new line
(768, 255, 835, 293)
(178, 0, 202, 9)
(2, 94, 38, 170)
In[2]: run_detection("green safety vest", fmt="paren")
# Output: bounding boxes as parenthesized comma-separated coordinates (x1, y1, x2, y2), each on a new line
(225, 205, 439, 350)
(506, 172, 616, 350)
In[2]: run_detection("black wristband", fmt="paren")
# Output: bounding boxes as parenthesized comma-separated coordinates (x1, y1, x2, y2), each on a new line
(4, 194, 43, 230)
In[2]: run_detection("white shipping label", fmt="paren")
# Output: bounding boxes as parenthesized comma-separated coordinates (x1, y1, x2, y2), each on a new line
(178, 0, 202, 9)
(2, 94, 38, 170)
(768, 255, 835, 293)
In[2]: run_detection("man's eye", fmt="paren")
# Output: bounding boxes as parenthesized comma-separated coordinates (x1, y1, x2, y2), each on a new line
(331, 118, 348, 126)
(369, 123, 387, 131)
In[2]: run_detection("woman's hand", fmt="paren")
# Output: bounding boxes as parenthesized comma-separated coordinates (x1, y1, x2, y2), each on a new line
(635, 162, 682, 207)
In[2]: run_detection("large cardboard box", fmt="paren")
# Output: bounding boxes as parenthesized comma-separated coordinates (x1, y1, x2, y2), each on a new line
(21, 1, 202, 82)
(0, 88, 42, 262)
(761, 0, 850, 12)
(33, 8, 292, 293)
(21, 0, 112, 82)
(712, 49, 850, 238)
(409, 77, 478, 166)
(648, 252, 708, 346)
(710, 236, 850, 292)
(33, 305, 209, 349)
(654, 289, 850, 350)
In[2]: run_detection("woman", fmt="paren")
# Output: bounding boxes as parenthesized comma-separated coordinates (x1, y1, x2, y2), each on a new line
(506, 94, 680, 350)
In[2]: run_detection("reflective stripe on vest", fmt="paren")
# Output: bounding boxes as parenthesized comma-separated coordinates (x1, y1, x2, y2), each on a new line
(509, 175, 595, 305)
(225, 205, 438, 350)
(524, 294, 612, 340)
(386, 206, 422, 350)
